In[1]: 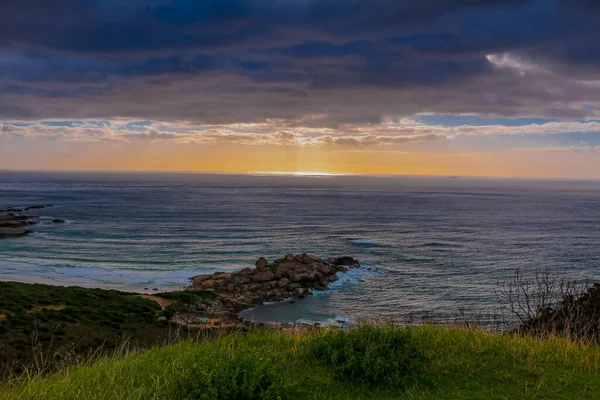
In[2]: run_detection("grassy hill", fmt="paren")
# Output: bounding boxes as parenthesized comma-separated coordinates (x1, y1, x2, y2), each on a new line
(0, 282, 183, 380)
(3, 325, 600, 400)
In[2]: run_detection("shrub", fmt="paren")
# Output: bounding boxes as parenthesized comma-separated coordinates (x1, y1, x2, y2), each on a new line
(175, 351, 286, 400)
(308, 326, 427, 387)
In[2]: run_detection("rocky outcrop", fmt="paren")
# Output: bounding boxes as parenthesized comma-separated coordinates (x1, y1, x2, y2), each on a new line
(0, 206, 62, 238)
(0, 214, 38, 238)
(188, 254, 361, 316)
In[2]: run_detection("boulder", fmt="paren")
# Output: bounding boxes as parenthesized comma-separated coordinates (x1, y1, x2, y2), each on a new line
(214, 273, 232, 280)
(296, 273, 309, 281)
(252, 270, 275, 282)
(25, 205, 46, 210)
(201, 280, 216, 289)
(329, 256, 361, 268)
(233, 276, 251, 285)
(277, 278, 290, 288)
(52, 219, 66, 224)
(255, 257, 269, 270)
(0, 227, 30, 237)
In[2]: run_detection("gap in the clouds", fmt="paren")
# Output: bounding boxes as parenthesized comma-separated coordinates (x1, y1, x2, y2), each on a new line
(417, 114, 563, 127)
(41, 121, 78, 127)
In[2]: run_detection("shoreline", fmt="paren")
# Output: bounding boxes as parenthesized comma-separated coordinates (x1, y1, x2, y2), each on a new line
(0, 253, 364, 327)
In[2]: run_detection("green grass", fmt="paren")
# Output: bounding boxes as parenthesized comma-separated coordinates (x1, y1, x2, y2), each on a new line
(3, 325, 600, 399)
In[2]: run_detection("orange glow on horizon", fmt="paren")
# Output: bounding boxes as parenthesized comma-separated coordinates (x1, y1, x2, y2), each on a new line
(1, 140, 600, 180)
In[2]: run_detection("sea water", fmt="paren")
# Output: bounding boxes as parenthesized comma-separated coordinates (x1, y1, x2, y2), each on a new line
(2, 171, 600, 324)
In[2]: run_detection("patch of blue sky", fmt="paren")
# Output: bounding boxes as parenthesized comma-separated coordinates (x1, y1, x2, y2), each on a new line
(155, 125, 192, 133)
(41, 120, 77, 127)
(117, 120, 155, 131)
(78, 120, 111, 128)
(417, 114, 562, 127)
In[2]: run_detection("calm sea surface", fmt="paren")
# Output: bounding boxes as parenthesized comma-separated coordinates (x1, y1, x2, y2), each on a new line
(2, 171, 600, 324)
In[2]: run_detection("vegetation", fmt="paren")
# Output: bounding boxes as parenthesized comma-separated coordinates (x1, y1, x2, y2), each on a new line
(5, 272, 600, 399)
(0, 282, 179, 380)
(3, 325, 600, 399)
(496, 269, 600, 342)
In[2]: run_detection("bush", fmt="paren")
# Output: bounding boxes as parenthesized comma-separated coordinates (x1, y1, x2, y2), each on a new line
(175, 351, 286, 399)
(308, 326, 427, 387)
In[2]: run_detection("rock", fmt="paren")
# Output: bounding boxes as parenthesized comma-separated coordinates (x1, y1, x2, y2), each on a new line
(214, 273, 232, 280)
(252, 270, 275, 282)
(233, 276, 250, 285)
(263, 281, 278, 290)
(52, 219, 66, 224)
(286, 270, 299, 281)
(329, 256, 361, 268)
(202, 280, 216, 288)
(306, 271, 321, 281)
(255, 257, 269, 270)
(277, 278, 290, 288)
(0, 211, 59, 238)
(318, 264, 332, 274)
(0, 227, 30, 237)
(187, 253, 360, 318)
(25, 205, 46, 210)
(301, 253, 313, 264)
(296, 273, 309, 281)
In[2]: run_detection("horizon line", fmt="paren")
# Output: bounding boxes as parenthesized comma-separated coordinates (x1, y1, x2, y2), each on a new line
(2, 168, 600, 182)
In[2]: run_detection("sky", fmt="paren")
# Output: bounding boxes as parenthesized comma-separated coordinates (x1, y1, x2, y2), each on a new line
(2, 1, 600, 178)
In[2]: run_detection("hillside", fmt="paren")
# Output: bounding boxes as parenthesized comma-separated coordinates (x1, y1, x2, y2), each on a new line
(3, 325, 600, 399)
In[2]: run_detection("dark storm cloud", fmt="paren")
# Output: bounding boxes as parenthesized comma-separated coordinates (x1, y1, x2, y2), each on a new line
(1, 0, 600, 124)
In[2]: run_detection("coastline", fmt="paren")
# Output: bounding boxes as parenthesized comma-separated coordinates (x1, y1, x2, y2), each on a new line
(0, 254, 364, 325)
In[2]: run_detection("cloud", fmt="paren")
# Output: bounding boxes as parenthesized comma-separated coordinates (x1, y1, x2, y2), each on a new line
(4, 117, 600, 147)
(0, 120, 453, 149)
(315, 134, 448, 147)
(0, 0, 600, 126)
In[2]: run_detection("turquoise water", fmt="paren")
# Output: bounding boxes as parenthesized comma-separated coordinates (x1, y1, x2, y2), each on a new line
(2, 171, 600, 323)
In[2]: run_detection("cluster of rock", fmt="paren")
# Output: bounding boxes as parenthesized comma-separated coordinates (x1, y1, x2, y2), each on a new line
(188, 254, 361, 315)
(0, 205, 53, 213)
(0, 214, 39, 238)
(0, 205, 64, 238)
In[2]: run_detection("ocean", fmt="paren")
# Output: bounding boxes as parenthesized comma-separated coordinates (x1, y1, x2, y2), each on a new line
(2, 171, 600, 325)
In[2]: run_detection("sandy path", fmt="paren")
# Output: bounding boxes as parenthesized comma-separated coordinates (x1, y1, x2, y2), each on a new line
(137, 295, 174, 310)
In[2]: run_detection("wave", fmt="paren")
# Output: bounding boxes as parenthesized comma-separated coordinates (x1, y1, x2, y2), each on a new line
(350, 239, 385, 247)
(0, 259, 221, 291)
(312, 266, 388, 296)
(422, 242, 462, 248)
(296, 315, 352, 327)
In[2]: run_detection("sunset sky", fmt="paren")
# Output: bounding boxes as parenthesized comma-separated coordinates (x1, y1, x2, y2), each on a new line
(2, 1, 600, 178)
